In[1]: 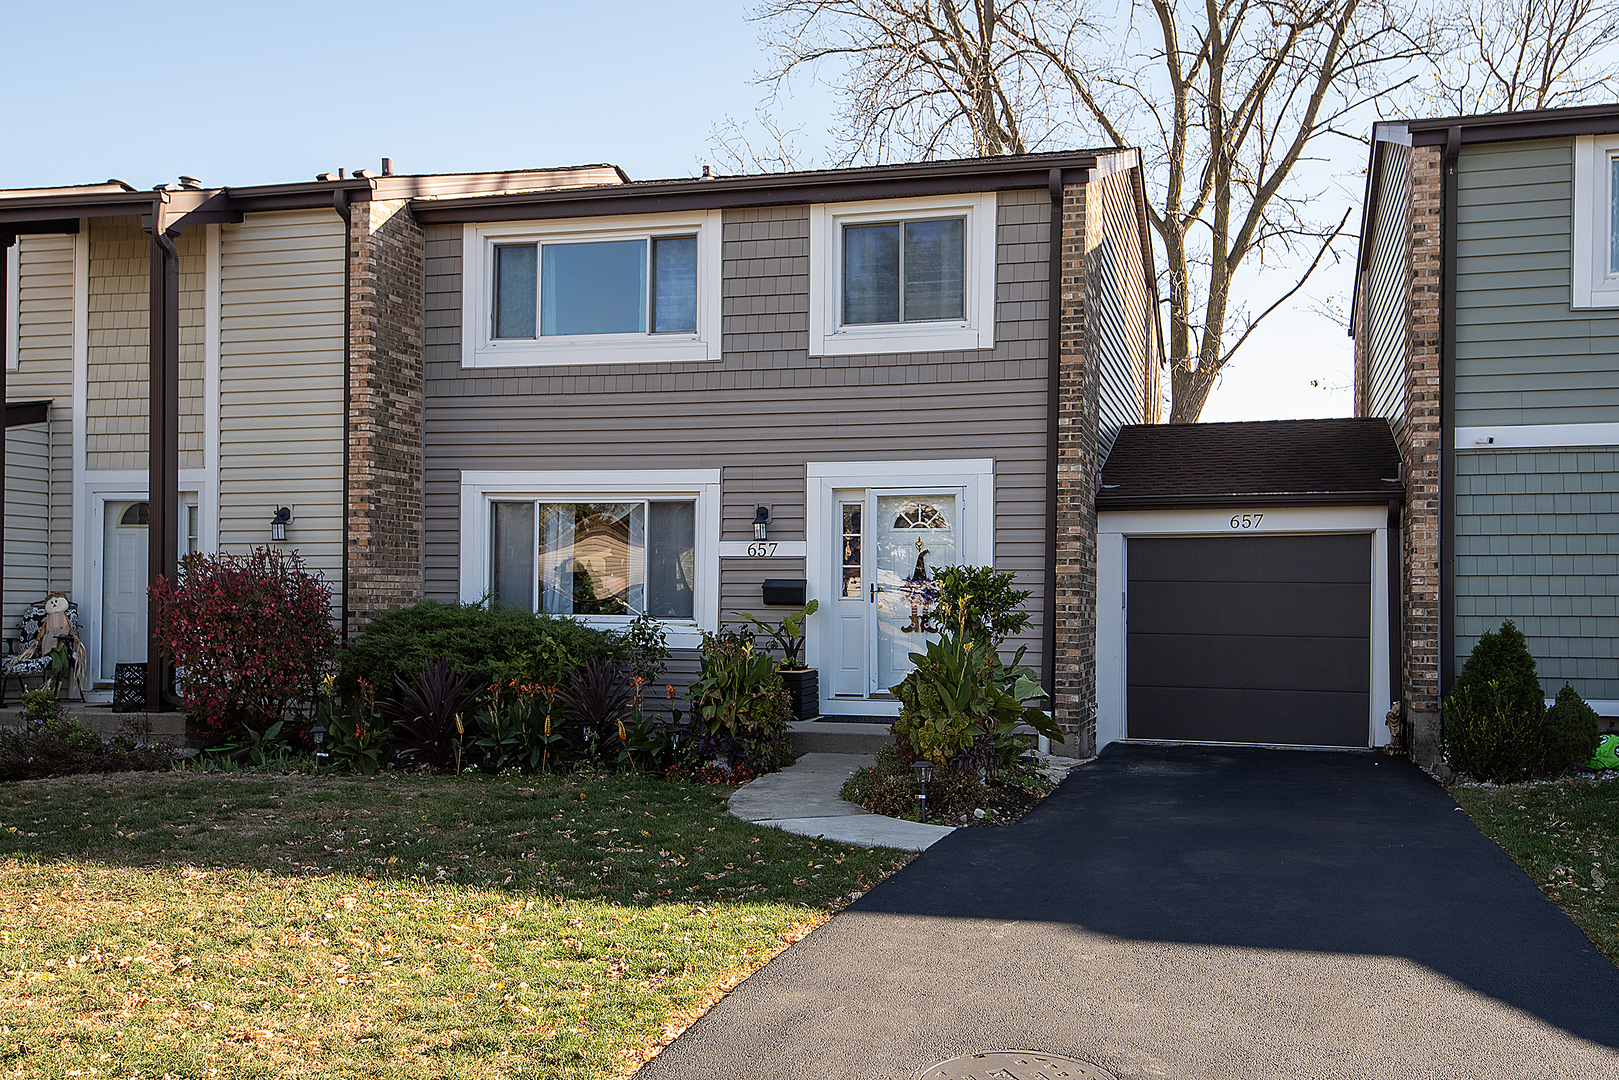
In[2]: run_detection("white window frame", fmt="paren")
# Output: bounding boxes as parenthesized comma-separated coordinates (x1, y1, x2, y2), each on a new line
(1571, 134, 1619, 308)
(458, 469, 721, 648)
(462, 210, 723, 368)
(808, 192, 998, 357)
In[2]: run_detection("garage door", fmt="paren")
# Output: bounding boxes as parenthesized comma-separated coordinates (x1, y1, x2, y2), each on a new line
(1127, 533, 1371, 746)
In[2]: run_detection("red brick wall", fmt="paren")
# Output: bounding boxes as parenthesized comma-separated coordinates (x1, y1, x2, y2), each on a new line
(345, 198, 425, 637)
(1403, 145, 1443, 715)
(1053, 181, 1098, 755)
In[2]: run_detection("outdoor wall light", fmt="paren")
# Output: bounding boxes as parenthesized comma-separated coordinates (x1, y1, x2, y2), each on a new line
(911, 758, 935, 824)
(270, 506, 292, 542)
(753, 505, 770, 541)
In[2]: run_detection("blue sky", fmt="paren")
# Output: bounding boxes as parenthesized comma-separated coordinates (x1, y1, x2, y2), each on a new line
(4, 0, 1354, 421)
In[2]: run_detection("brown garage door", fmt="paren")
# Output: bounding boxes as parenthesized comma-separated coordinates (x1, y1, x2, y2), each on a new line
(1127, 533, 1371, 747)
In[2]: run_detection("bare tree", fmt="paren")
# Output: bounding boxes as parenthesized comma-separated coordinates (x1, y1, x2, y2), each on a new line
(708, 108, 816, 175)
(1429, 0, 1619, 114)
(752, 0, 1429, 421)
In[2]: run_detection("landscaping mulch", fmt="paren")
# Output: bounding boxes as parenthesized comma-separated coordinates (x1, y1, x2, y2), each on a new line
(840, 746, 1055, 827)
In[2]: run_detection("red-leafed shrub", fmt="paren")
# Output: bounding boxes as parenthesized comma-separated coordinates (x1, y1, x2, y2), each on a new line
(151, 548, 336, 740)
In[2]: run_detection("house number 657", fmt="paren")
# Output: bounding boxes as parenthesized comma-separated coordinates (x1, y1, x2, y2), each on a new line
(1229, 513, 1264, 529)
(746, 541, 779, 557)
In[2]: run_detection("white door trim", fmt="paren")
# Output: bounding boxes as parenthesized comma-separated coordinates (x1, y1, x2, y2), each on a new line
(806, 458, 994, 718)
(1096, 504, 1391, 752)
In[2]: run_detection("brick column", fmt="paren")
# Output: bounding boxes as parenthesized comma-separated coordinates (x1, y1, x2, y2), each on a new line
(1052, 181, 1098, 756)
(345, 198, 425, 638)
(1403, 145, 1444, 760)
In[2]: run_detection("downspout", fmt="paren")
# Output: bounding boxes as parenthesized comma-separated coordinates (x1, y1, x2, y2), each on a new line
(1388, 498, 1402, 750)
(1044, 167, 1063, 752)
(1, 233, 11, 601)
(1439, 127, 1461, 696)
(334, 189, 352, 642)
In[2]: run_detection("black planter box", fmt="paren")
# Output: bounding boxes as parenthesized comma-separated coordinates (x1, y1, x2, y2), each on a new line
(778, 667, 819, 720)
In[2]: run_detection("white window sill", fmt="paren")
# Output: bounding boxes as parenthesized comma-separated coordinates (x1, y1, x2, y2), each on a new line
(1571, 280, 1619, 309)
(468, 337, 718, 368)
(572, 618, 705, 650)
(812, 323, 988, 357)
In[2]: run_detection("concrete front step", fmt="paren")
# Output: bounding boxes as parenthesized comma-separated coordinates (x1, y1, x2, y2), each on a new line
(0, 700, 189, 745)
(788, 719, 893, 756)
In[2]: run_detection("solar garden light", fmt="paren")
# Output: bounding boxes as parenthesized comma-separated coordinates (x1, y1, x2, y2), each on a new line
(310, 725, 328, 767)
(911, 758, 934, 824)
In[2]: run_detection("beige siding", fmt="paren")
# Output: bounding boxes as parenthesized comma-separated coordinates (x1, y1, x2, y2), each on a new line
(1363, 143, 1410, 438)
(421, 189, 1054, 676)
(178, 228, 204, 469)
(85, 216, 147, 471)
(4, 424, 51, 626)
(7, 233, 75, 613)
(218, 210, 345, 610)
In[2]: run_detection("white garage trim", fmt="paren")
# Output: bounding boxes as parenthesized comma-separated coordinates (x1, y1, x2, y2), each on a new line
(1096, 504, 1391, 752)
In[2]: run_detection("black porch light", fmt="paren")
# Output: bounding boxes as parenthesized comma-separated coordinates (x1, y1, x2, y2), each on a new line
(911, 758, 934, 824)
(752, 505, 770, 541)
(270, 506, 292, 542)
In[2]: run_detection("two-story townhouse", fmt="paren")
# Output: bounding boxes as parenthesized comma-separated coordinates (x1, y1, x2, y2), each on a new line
(1354, 103, 1619, 760)
(3, 151, 1159, 756)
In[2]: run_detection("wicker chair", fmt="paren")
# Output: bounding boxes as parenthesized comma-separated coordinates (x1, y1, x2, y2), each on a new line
(2, 601, 88, 704)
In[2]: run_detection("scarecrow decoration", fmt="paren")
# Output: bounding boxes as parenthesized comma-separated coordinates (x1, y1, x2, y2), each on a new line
(13, 592, 88, 696)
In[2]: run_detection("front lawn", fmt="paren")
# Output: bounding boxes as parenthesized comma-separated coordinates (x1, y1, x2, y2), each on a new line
(0, 771, 911, 1078)
(1451, 771, 1619, 963)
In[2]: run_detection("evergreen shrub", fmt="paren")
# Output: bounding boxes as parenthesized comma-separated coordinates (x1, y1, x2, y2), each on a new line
(1544, 683, 1601, 773)
(1443, 620, 1547, 781)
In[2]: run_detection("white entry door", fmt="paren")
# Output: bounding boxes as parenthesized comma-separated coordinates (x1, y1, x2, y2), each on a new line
(828, 488, 962, 699)
(100, 501, 150, 681)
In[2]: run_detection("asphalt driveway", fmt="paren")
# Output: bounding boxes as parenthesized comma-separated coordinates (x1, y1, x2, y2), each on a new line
(637, 743, 1619, 1079)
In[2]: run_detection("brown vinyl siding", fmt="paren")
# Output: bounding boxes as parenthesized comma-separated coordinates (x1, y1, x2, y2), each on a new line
(422, 189, 1053, 674)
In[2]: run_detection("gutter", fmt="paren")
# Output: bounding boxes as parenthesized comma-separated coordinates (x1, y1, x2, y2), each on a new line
(1440, 127, 1462, 695)
(1095, 488, 1406, 511)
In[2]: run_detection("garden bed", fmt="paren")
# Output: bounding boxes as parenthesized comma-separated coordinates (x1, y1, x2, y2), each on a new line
(0, 770, 911, 1079)
(840, 745, 1056, 827)
(1451, 770, 1619, 964)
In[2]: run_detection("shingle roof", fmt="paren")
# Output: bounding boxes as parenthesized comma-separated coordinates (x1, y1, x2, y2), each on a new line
(1096, 418, 1404, 508)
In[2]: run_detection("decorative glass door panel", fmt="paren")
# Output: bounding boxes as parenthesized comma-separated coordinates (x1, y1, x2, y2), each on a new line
(873, 493, 957, 694)
(832, 496, 867, 696)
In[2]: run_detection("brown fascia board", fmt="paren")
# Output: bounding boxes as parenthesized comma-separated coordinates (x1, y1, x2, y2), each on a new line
(1407, 101, 1619, 145)
(0, 188, 159, 227)
(1096, 488, 1405, 510)
(0, 180, 136, 199)
(408, 150, 1117, 223)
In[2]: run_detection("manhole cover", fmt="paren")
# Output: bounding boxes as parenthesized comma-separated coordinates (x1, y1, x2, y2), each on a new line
(918, 1051, 1117, 1080)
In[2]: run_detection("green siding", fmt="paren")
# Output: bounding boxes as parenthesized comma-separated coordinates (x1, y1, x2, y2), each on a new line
(1454, 448, 1619, 700)
(1454, 139, 1619, 427)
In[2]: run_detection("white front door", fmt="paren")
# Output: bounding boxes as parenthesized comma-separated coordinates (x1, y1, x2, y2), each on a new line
(100, 501, 149, 681)
(827, 487, 961, 700)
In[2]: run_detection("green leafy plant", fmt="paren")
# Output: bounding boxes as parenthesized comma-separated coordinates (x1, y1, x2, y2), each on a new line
(1452, 619, 1545, 724)
(1444, 678, 1547, 783)
(1544, 684, 1602, 774)
(732, 600, 819, 669)
(619, 611, 672, 687)
(922, 565, 1034, 646)
(688, 630, 793, 772)
(319, 677, 388, 775)
(20, 688, 65, 729)
(340, 599, 618, 700)
(890, 634, 1059, 768)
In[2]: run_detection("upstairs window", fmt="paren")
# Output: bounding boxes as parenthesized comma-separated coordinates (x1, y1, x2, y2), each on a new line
(1572, 134, 1619, 308)
(809, 193, 997, 356)
(465, 212, 720, 366)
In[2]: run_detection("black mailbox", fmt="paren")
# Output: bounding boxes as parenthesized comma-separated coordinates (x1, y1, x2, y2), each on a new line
(761, 579, 808, 606)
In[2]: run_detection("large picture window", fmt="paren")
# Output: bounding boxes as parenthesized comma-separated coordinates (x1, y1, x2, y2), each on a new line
(465, 212, 721, 367)
(461, 470, 721, 645)
(809, 193, 997, 357)
(490, 499, 697, 618)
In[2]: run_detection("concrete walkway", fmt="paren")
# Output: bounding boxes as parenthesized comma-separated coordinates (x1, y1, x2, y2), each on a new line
(647, 743, 1619, 1080)
(727, 752, 957, 851)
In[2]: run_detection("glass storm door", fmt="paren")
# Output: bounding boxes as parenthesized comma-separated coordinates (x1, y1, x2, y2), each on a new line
(873, 492, 958, 693)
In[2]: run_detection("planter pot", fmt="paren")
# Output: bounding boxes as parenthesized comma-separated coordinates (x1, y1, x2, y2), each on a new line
(778, 667, 820, 720)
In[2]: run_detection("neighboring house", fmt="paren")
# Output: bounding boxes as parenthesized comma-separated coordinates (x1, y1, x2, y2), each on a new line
(2, 150, 1160, 755)
(1353, 102, 1619, 752)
